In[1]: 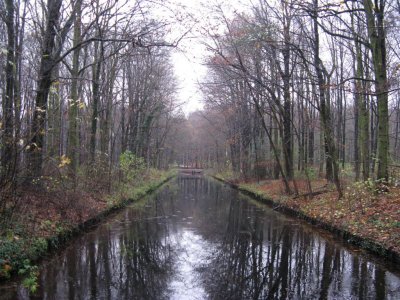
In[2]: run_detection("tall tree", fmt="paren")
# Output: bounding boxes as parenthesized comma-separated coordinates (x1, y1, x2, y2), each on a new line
(1, 0, 16, 205)
(27, 0, 64, 179)
(363, 0, 389, 181)
(310, 0, 342, 197)
(67, 0, 83, 173)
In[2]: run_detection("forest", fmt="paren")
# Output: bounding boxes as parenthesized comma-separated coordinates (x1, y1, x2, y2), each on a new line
(0, 0, 185, 226)
(1, 0, 400, 289)
(186, 0, 400, 198)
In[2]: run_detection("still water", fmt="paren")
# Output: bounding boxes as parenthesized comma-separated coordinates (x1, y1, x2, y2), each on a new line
(2, 176, 400, 299)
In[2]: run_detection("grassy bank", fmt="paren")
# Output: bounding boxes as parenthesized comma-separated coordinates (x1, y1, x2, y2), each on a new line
(213, 172, 400, 264)
(0, 168, 176, 282)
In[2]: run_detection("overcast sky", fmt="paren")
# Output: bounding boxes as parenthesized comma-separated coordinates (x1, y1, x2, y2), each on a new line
(171, 34, 207, 115)
(160, 0, 246, 115)
(168, 0, 211, 115)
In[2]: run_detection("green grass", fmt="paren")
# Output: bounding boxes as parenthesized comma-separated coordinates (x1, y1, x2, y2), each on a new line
(108, 168, 177, 206)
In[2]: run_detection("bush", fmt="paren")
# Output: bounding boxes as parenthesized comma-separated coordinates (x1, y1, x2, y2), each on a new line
(18, 259, 39, 294)
(340, 163, 354, 179)
(294, 167, 317, 181)
(81, 157, 113, 192)
(0, 235, 48, 280)
(119, 151, 146, 184)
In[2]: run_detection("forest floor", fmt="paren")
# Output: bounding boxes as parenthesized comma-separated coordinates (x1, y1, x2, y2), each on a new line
(0, 169, 176, 280)
(214, 172, 400, 259)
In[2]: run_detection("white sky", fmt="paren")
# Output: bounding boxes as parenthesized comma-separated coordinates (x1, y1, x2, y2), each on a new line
(168, 0, 210, 115)
(171, 37, 207, 115)
(158, 0, 246, 115)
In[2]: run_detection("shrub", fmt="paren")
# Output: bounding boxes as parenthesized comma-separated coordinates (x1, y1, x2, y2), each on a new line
(18, 259, 39, 294)
(119, 151, 146, 184)
(0, 236, 48, 280)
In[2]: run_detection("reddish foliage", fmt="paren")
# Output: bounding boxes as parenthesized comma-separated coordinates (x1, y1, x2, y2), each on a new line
(16, 187, 108, 238)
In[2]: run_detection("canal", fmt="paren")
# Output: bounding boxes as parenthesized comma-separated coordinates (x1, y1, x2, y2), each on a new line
(2, 176, 400, 299)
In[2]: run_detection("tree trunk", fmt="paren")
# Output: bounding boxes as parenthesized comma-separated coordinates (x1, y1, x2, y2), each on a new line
(363, 0, 389, 181)
(282, 30, 293, 180)
(28, 0, 63, 179)
(356, 41, 370, 181)
(67, 0, 82, 172)
(1, 0, 16, 205)
(312, 0, 342, 198)
(90, 40, 103, 162)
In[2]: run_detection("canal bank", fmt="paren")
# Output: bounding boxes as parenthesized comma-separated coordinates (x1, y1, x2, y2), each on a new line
(0, 169, 176, 282)
(212, 174, 400, 266)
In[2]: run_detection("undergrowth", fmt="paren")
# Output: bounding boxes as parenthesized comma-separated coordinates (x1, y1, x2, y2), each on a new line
(0, 166, 177, 289)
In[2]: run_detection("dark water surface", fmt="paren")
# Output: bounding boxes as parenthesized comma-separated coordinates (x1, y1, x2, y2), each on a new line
(2, 176, 400, 299)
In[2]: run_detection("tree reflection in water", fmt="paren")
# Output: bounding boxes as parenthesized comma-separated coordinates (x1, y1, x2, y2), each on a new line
(32, 190, 177, 300)
(3, 177, 400, 299)
(193, 179, 400, 300)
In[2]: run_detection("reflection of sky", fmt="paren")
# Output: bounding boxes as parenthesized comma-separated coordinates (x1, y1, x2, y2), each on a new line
(168, 228, 211, 300)
(3, 177, 400, 299)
